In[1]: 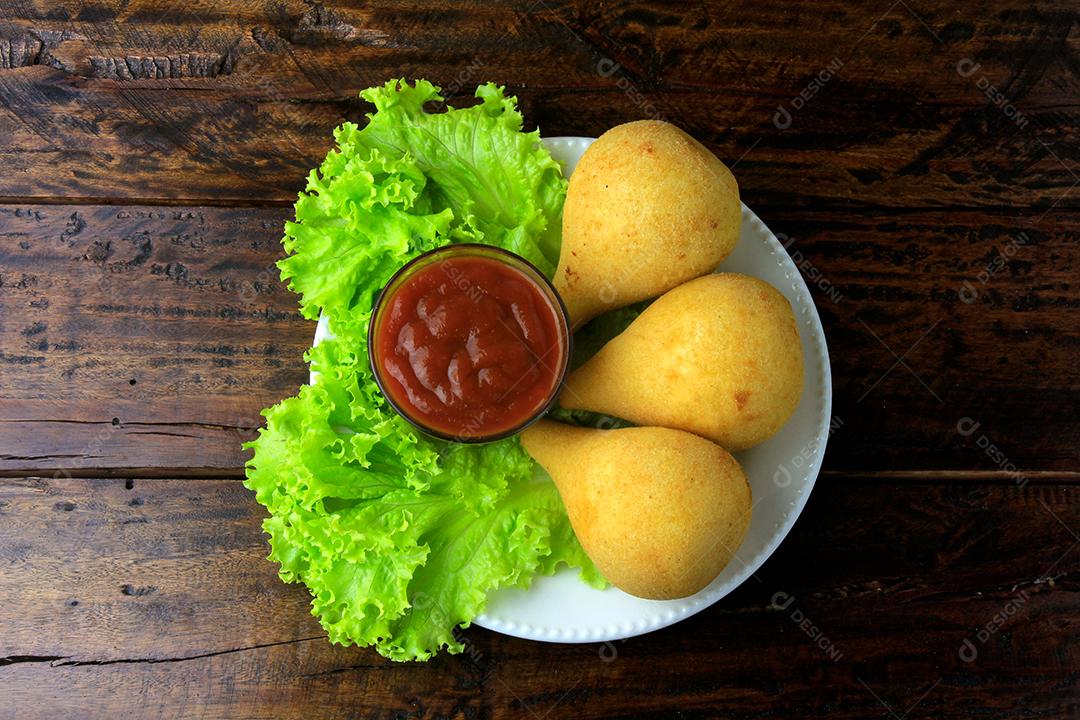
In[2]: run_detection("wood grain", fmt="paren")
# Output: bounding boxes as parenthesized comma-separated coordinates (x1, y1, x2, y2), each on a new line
(1, 2, 1077, 717)
(776, 208, 1080, 473)
(0, 204, 304, 474)
(7, 0, 1074, 95)
(2, 204, 1077, 475)
(1, 475, 1076, 718)
(0, 1, 1076, 206)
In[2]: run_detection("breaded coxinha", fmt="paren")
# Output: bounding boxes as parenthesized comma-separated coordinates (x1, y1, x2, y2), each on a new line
(556, 120, 741, 328)
(562, 273, 804, 452)
(531, 122, 802, 601)
(521, 420, 752, 600)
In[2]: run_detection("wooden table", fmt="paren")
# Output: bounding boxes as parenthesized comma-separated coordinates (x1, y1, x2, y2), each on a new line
(1, 2, 1077, 717)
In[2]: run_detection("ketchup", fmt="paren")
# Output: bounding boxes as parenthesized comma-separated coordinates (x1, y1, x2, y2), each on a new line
(372, 249, 568, 440)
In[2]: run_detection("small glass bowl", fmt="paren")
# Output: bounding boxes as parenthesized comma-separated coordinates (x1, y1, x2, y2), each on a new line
(368, 244, 572, 444)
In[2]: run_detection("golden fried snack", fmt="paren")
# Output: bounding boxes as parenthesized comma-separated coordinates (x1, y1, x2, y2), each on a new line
(521, 420, 752, 600)
(556, 120, 741, 327)
(561, 273, 803, 451)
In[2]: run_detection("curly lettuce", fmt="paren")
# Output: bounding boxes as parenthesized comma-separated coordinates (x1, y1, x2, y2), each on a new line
(244, 80, 600, 662)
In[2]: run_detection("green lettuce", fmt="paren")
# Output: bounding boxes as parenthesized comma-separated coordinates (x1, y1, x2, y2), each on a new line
(277, 79, 564, 329)
(244, 79, 601, 662)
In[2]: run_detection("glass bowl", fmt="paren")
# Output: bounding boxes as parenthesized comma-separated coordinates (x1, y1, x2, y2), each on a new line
(368, 244, 572, 443)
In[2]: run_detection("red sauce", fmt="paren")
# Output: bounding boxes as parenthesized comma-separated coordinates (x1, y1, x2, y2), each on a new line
(373, 253, 567, 440)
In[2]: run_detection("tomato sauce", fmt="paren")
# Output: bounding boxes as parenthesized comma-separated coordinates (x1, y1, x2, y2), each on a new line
(372, 251, 568, 440)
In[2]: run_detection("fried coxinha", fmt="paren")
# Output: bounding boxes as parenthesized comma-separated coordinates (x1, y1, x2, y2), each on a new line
(521, 421, 752, 600)
(525, 121, 803, 600)
(555, 120, 742, 328)
(562, 273, 804, 452)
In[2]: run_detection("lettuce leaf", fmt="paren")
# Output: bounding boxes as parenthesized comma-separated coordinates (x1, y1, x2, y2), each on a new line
(278, 79, 565, 328)
(244, 80, 600, 662)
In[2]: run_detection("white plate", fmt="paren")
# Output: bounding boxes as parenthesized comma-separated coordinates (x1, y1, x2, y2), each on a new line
(312, 136, 832, 645)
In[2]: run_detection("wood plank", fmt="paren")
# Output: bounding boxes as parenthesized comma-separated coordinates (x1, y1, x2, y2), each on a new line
(2, 204, 1077, 474)
(6, 2, 606, 91)
(0, 0, 1076, 206)
(0, 204, 304, 473)
(0, 476, 1076, 718)
(0, 72, 1073, 210)
(1, 0, 1075, 102)
(772, 208, 1080, 473)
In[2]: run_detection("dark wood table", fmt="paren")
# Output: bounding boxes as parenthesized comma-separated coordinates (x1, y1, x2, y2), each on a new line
(1, 2, 1077, 717)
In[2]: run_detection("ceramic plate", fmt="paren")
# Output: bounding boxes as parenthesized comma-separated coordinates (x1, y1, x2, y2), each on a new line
(312, 136, 832, 644)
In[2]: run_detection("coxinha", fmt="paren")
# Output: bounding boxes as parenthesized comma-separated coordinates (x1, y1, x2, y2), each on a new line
(527, 120, 804, 600)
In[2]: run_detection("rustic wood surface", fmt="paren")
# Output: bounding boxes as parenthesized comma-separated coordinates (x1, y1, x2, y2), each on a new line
(0, 1, 1077, 208)
(2, 205, 1076, 475)
(2, 477, 1077, 719)
(1, 0, 1077, 717)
